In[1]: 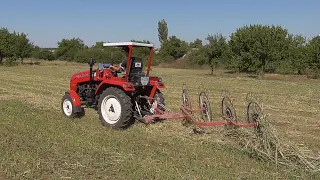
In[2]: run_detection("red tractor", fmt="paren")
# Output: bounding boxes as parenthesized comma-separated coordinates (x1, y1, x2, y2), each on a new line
(61, 42, 166, 129)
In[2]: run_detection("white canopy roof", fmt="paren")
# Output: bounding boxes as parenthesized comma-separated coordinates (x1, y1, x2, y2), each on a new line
(103, 42, 154, 48)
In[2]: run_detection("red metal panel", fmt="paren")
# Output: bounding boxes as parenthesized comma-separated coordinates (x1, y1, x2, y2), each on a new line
(67, 90, 81, 106)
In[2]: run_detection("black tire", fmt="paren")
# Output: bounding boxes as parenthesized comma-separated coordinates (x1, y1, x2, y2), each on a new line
(98, 87, 133, 129)
(61, 94, 82, 118)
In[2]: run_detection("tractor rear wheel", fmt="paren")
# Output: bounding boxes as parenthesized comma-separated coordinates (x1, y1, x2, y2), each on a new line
(98, 87, 133, 129)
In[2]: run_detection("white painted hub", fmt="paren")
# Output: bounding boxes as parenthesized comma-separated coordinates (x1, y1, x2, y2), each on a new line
(63, 99, 73, 116)
(101, 96, 122, 124)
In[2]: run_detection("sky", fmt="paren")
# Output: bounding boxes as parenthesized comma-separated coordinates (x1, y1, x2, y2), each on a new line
(0, 0, 319, 48)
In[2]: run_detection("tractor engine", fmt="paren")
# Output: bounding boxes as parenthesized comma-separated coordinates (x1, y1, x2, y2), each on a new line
(128, 57, 150, 87)
(77, 83, 99, 105)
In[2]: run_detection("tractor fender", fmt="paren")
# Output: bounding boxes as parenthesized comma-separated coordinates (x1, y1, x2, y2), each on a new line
(65, 90, 81, 107)
(95, 81, 135, 95)
(150, 81, 166, 89)
(156, 83, 166, 89)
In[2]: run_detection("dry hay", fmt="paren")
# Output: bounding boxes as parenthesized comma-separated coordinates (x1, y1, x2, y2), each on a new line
(221, 94, 320, 173)
(186, 90, 320, 173)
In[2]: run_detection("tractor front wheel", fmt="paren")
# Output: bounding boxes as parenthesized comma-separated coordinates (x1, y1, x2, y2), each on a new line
(98, 87, 133, 129)
(61, 94, 85, 118)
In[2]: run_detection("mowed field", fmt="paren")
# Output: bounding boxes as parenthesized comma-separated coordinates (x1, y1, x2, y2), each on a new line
(1, 60, 320, 179)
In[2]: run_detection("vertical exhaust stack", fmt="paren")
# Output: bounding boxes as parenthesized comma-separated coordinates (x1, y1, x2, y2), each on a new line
(88, 57, 95, 88)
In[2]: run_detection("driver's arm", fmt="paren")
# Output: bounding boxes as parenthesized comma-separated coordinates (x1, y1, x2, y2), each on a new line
(110, 62, 125, 72)
(110, 65, 122, 72)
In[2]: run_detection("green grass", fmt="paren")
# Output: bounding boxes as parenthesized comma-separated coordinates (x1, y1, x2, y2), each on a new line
(0, 60, 319, 179)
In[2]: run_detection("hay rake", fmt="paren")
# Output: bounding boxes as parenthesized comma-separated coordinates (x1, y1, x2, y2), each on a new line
(142, 84, 264, 133)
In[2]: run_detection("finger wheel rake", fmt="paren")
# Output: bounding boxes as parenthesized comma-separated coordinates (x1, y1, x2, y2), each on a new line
(221, 96, 237, 122)
(182, 84, 192, 111)
(247, 101, 264, 132)
(181, 84, 192, 125)
(199, 91, 213, 122)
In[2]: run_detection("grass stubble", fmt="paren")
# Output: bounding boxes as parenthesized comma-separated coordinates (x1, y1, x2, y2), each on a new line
(0, 59, 320, 179)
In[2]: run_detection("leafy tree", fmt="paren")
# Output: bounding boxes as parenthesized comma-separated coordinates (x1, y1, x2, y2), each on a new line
(307, 35, 320, 71)
(205, 33, 230, 68)
(55, 38, 86, 61)
(159, 35, 188, 60)
(0, 27, 15, 62)
(130, 39, 152, 65)
(31, 45, 41, 59)
(189, 38, 203, 49)
(229, 24, 290, 73)
(74, 45, 124, 64)
(39, 50, 56, 61)
(158, 19, 168, 47)
(279, 34, 308, 74)
(187, 33, 230, 70)
(12, 32, 34, 63)
(186, 47, 209, 66)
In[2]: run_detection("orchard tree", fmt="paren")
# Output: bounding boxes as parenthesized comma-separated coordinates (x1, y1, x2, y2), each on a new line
(130, 39, 152, 64)
(158, 19, 168, 47)
(189, 38, 203, 49)
(307, 35, 320, 71)
(186, 47, 209, 66)
(13, 32, 34, 63)
(31, 45, 41, 59)
(205, 33, 230, 68)
(159, 35, 188, 60)
(229, 24, 290, 73)
(55, 38, 86, 61)
(0, 27, 15, 62)
(282, 34, 308, 74)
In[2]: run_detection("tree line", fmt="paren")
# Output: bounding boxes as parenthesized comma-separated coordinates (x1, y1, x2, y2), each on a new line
(1, 20, 320, 76)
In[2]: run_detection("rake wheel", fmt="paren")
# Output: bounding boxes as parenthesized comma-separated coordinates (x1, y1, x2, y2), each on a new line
(182, 84, 192, 112)
(247, 101, 263, 123)
(221, 96, 237, 122)
(199, 91, 213, 122)
(181, 84, 193, 125)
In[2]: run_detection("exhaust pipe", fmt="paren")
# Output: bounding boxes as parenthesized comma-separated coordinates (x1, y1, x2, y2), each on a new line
(88, 57, 95, 88)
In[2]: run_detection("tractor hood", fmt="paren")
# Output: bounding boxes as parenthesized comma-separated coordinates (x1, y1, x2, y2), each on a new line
(71, 71, 91, 81)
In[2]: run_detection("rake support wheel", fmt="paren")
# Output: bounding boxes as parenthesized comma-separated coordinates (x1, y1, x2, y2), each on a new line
(182, 84, 192, 112)
(199, 91, 213, 122)
(247, 101, 263, 123)
(221, 96, 237, 122)
(247, 101, 264, 133)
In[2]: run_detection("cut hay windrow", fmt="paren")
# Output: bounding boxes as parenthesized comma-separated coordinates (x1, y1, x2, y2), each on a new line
(222, 115, 320, 173)
(190, 90, 320, 173)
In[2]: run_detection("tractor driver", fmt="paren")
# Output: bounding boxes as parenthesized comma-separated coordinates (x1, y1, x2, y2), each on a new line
(109, 46, 130, 73)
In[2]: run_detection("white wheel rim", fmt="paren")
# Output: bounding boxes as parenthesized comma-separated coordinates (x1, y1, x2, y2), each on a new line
(101, 96, 122, 124)
(63, 99, 73, 116)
